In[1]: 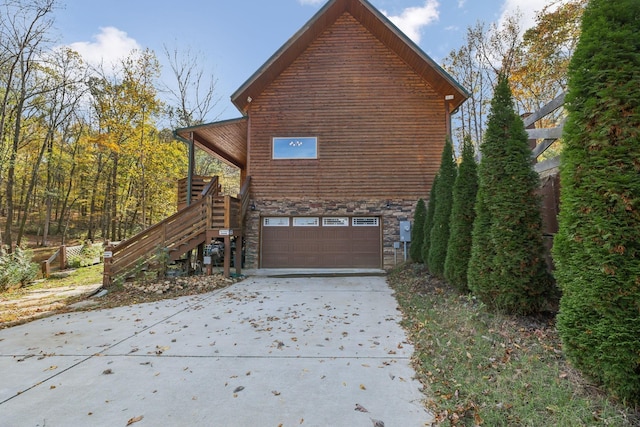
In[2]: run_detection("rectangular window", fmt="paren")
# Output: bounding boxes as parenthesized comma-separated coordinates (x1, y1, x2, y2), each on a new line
(293, 217, 319, 227)
(323, 217, 349, 227)
(264, 217, 290, 227)
(273, 137, 317, 159)
(352, 217, 379, 227)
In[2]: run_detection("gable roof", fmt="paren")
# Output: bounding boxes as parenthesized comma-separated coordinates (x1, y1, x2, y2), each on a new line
(231, 0, 469, 114)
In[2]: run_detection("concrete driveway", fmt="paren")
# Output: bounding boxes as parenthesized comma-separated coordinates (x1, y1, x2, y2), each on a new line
(0, 275, 432, 427)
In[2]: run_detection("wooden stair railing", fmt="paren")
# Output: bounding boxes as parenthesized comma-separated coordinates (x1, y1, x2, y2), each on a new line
(103, 177, 220, 286)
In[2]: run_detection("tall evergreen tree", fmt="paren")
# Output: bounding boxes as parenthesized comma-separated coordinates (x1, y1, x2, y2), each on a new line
(409, 198, 427, 263)
(553, 0, 640, 404)
(467, 75, 552, 314)
(445, 136, 478, 292)
(421, 175, 438, 264)
(428, 137, 457, 277)
(467, 177, 493, 295)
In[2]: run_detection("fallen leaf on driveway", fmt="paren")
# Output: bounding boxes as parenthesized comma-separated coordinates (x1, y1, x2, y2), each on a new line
(371, 419, 385, 427)
(355, 403, 369, 412)
(233, 386, 245, 393)
(102, 369, 113, 375)
(126, 415, 143, 425)
(155, 345, 170, 355)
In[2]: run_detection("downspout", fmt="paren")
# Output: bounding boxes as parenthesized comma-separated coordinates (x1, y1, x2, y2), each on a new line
(173, 130, 196, 206)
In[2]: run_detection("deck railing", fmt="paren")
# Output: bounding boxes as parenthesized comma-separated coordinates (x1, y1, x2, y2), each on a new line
(103, 176, 251, 286)
(104, 177, 220, 285)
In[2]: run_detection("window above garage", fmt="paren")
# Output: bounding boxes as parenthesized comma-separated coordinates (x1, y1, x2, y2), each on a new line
(272, 137, 317, 159)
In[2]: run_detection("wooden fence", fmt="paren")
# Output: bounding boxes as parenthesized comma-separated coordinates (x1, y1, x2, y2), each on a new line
(525, 92, 565, 271)
(41, 242, 104, 277)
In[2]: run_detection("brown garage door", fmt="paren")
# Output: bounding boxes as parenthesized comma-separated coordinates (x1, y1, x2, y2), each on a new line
(261, 216, 381, 268)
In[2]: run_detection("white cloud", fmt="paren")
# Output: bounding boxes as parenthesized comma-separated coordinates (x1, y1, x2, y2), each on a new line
(68, 26, 140, 73)
(381, 0, 439, 44)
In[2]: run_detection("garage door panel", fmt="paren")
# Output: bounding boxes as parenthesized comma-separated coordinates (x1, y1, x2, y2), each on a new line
(261, 216, 381, 268)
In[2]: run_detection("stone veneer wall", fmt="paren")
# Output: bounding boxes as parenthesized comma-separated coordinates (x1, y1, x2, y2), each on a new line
(243, 198, 417, 270)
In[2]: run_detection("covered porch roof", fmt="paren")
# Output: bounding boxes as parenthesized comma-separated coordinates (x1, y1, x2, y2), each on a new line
(173, 117, 248, 169)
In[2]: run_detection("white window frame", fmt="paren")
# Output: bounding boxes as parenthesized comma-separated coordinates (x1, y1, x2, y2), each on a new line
(293, 217, 319, 227)
(263, 217, 290, 227)
(322, 217, 349, 227)
(272, 137, 318, 159)
(352, 217, 380, 227)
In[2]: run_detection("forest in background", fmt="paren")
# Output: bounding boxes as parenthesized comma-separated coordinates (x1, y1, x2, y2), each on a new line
(0, 0, 584, 250)
(0, 0, 239, 249)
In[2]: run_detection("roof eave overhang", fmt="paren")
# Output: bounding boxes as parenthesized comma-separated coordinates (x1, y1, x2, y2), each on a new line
(173, 117, 248, 169)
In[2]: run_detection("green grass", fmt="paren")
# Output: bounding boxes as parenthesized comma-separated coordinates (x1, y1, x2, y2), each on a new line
(2, 264, 103, 299)
(388, 263, 639, 426)
(41, 263, 104, 288)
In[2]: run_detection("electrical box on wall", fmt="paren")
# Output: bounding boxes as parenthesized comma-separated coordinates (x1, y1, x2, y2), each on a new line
(399, 220, 411, 242)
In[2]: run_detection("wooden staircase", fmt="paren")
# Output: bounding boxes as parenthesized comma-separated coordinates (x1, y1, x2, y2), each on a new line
(103, 176, 251, 285)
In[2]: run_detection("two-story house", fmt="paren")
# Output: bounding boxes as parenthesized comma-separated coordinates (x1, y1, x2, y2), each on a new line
(104, 0, 468, 283)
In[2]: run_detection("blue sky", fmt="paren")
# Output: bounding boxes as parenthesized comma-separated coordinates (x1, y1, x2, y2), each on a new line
(53, 0, 559, 121)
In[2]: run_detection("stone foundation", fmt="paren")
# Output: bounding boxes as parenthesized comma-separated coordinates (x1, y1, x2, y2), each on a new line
(243, 198, 416, 270)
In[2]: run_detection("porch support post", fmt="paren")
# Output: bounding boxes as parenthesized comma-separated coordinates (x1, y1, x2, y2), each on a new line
(223, 236, 231, 279)
(187, 131, 195, 206)
(234, 230, 242, 277)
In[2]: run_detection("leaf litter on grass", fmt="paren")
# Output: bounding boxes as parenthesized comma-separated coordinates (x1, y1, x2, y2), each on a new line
(387, 263, 639, 426)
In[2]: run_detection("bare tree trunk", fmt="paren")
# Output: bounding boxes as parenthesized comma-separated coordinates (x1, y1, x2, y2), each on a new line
(17, 132, 50, 245)
(4, 92, 26, 249)
(87, 160, 104, 241)
(110, 153, 118, 241)
(57, 142, 79, 234)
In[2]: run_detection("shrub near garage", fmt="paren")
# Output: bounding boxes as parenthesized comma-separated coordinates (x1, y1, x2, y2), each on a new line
(467, 76, 552, 314)
(444, 136, 478, 293)
(428, 137, 457, 277)
(410, 198, 427, 263)
(422, 175, 438, 265)
(553, 0, 640, 404)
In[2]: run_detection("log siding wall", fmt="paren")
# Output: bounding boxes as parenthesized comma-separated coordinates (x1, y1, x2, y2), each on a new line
(248, 13, 447, 199)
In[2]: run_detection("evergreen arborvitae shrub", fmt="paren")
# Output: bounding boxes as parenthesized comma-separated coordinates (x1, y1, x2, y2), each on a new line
(467, 75, 552, 314)
(421, 175, 438, 265)
(552, 0, 640, 404)
(409, 198, 427, 263)
(444, 136, 478, 292)
(467, 179, 493, 297)
(428, 137, 457, 277)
